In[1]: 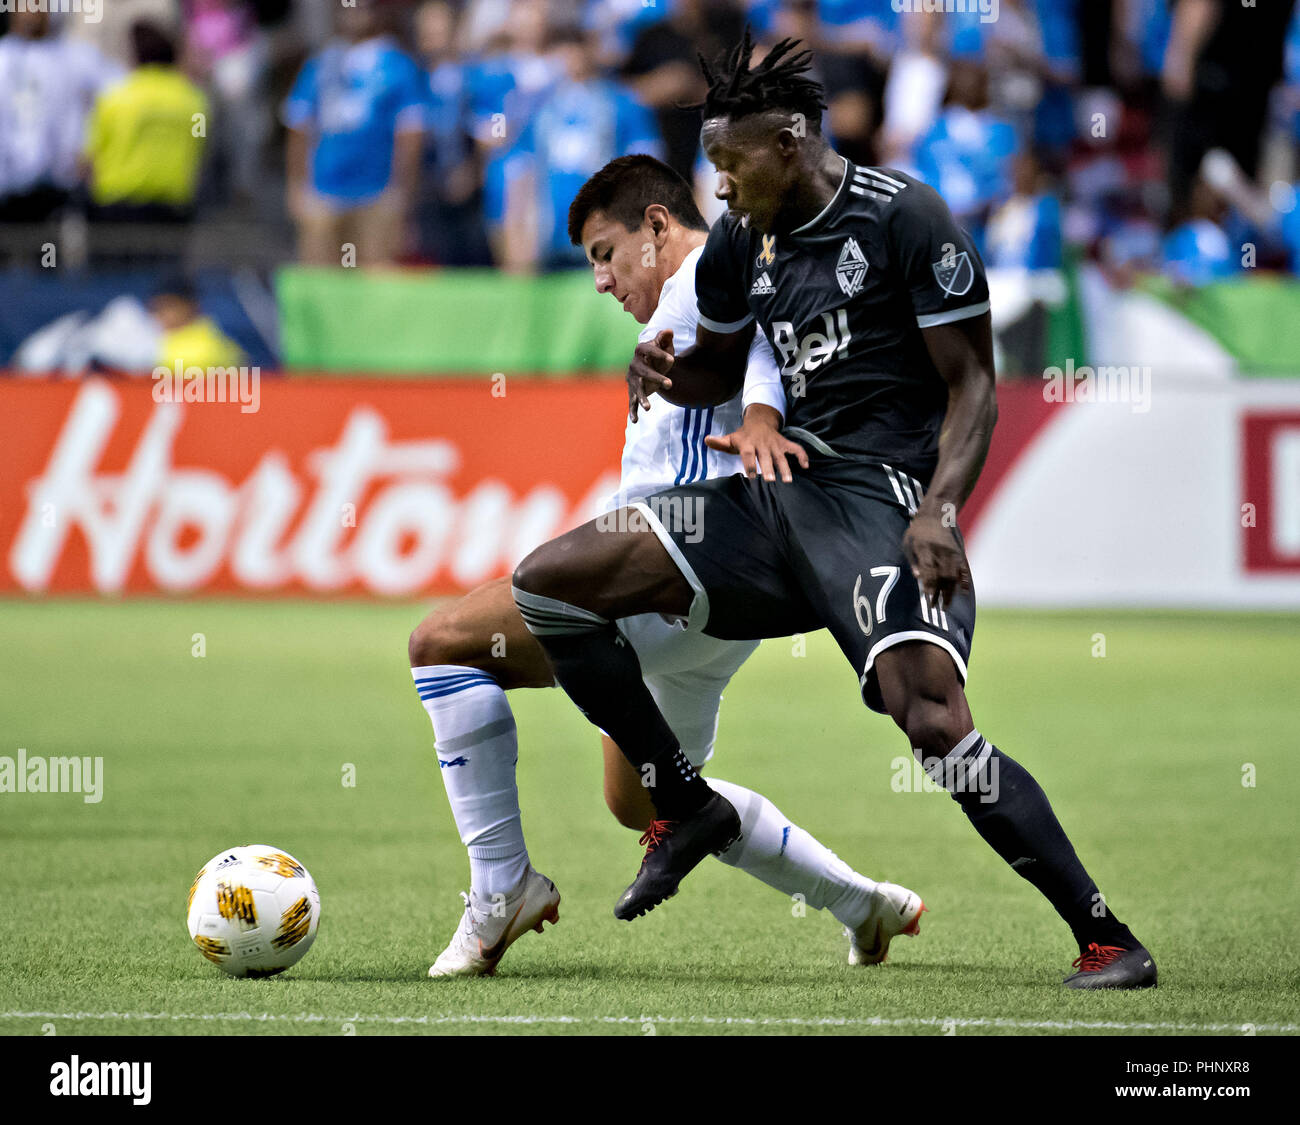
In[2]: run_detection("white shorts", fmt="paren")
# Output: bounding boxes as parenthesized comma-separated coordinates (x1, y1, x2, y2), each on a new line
(615, 613, 760, 768)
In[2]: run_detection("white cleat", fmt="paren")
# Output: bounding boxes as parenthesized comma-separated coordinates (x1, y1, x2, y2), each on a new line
(428, 866, 560, 978)
(846, 881, 926, 965)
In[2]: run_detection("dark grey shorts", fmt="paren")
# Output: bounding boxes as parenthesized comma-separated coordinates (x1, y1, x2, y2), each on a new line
(638, 455, 976, 713)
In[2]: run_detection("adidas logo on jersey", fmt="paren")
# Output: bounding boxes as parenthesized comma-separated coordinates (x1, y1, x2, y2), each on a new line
(750, 271, 776, 296)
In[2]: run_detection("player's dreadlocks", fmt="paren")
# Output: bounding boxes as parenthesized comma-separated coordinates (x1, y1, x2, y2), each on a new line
(698, 30, 828, 129)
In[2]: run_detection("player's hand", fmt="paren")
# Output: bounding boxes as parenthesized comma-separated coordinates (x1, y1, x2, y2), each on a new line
(627, 330, 674, 422)
(705, 405, 808, 483)
(903, 510, 971, 609)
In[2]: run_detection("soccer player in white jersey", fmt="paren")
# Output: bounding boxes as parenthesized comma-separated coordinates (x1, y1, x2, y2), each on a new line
(406, 154, 923, 978)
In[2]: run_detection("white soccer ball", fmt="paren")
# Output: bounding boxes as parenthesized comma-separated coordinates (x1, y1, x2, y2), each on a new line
(186, 845, 321, 978)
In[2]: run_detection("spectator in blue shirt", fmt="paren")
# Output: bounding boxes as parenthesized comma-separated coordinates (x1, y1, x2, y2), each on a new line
(986, 152, 1063, 270)
(1127, 0, 1172, 80)
(502, 27, 662, 271)
(620, 0, 746, 182)
(913, 59, 1019, 253)
(463, 0, 564, 261)
(1279, 186, 1300, 273)
(1281, 4, 1300, 146)
(415, 0, 493, 266)
(584, 0, 675, 64)
(814, 0, 898, 164)
(1162, 177, 1241, 287)
(283, 0, 427, 266)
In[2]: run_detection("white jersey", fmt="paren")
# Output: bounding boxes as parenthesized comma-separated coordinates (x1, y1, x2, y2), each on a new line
(0, 36, 122, 195)
(600, 245, 786, 512)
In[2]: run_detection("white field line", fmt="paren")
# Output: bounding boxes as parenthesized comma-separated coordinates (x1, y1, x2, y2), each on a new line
(2, 1011, 1295, 1033)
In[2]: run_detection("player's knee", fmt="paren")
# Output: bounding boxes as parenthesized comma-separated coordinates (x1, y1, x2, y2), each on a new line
(408, 612, 470, 669)
(510, 544, 559, 599)
(900, 697, 967, 760)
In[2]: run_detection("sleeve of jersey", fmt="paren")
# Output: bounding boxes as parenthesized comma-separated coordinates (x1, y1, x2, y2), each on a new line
(740, 331, 786, 421)
(694, 220, 754, 334)
(889, 182, 991, 329)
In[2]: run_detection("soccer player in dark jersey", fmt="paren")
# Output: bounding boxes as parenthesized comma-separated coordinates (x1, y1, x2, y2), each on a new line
(511, 34, 1156, 990)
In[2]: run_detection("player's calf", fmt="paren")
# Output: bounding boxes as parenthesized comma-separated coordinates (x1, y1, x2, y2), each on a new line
(602, 735, 656, 831)
(409, 578, 554, 911)
(876, 643, 1153, 986)
(513, 521, 712, 818)
(515, 518, 735, 912)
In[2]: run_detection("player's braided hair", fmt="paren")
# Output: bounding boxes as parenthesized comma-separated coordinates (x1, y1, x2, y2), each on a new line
(698, 29, 827, 129)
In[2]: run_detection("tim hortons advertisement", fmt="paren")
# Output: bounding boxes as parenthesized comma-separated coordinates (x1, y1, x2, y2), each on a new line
(3, 375, 1300, 606)
(0, 377, 625, 597)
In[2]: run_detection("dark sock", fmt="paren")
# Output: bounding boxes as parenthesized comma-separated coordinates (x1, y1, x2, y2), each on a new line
(935, 732, 1136, 951)
(513, 587, 712, 819)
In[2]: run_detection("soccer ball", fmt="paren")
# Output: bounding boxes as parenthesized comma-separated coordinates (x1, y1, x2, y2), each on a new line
(186, 844, 321, 978)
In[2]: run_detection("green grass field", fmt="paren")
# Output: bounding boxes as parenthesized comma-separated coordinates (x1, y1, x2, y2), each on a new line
(1, 600, 1297, 1036)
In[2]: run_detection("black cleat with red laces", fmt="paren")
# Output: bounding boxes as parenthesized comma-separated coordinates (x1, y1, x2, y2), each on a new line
(614, 792, 742, 921)
(1063, 942, 1158, 990)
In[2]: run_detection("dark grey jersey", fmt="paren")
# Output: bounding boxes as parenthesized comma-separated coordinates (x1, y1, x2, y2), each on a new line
(695, 161, 990, 477)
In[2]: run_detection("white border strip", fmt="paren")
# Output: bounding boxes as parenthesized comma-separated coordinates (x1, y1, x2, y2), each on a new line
(783, 427, 842, 458)
(862, 168, 907, 190)
(862, 629, 969, 690)
(2, 1011, 1293, 1033)
(631, 500, 710, 631)
(698, 311, 754, 334)
(916, 301, 991, 328)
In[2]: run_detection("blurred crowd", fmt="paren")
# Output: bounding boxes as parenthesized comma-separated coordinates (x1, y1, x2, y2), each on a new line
(2, 0, 1300, 283)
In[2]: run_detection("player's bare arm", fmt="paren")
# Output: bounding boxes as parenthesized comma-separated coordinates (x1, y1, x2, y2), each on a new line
(903, 312, 997, 608)
(626, 323, 751, 419)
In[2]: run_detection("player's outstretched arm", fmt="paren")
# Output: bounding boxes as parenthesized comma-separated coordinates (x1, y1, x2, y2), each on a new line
(706, 405, 808, 483)
(903, 312, 998, 607)
(626, 324, 751, 420)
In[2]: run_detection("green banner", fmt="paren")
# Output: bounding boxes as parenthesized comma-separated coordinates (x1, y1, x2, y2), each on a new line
(1141, 275, 1300, 377)
(276, 260, 1097, 379)
(277, 267, 640, 375)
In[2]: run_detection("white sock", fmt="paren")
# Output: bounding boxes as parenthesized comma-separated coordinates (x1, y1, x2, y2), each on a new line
(411, 664, 530, 898)
(707, 778, 879, 929)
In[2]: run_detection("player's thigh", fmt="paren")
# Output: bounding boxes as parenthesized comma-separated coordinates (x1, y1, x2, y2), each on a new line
(638, 476, 822, 640)
(408, 576, 553, 690)
(513, 512, 693, 620)
(780, 472, 975, 715)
